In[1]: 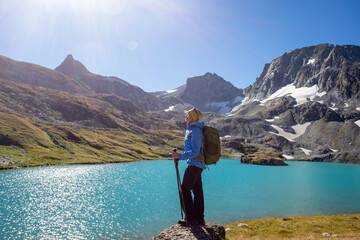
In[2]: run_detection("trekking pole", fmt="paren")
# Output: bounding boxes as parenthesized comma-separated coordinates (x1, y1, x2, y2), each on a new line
(173, 149, 187, 223)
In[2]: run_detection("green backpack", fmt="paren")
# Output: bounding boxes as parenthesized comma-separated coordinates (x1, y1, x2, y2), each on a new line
(192, 126, 221, 165)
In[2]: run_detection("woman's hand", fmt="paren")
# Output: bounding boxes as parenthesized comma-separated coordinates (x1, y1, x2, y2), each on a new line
(172, 149, 179, 166)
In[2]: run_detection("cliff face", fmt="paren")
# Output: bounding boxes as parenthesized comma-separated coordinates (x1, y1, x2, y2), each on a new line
(245, 44, 360, 102)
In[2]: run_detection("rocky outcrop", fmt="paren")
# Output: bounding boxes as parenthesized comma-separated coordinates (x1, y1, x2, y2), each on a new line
(241, 157, 288, 166)
(154, 223, 225, 240)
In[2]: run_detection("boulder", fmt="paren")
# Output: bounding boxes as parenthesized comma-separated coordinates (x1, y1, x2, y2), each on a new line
(154, 222, 225, 240)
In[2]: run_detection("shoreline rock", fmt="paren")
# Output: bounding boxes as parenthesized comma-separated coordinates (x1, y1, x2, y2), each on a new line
(154, 222, 225, 240)
(241, 158, 288, 166)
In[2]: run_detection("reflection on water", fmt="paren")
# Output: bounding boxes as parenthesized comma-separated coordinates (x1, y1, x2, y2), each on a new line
(1, 160, 360, 239)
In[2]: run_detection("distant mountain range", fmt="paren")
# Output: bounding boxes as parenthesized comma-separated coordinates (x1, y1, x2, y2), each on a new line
(0, 43, 359, 168)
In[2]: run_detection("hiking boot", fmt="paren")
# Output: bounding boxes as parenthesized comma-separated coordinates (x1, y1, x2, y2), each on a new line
(178, 219, 187, 226)
(178, 219, 198, 226)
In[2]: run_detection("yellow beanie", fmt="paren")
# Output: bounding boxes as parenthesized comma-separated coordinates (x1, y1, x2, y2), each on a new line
(186, 108, 202, 121)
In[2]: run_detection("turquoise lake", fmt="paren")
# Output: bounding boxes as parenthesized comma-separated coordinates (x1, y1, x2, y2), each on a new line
(1, 160, 360, 239)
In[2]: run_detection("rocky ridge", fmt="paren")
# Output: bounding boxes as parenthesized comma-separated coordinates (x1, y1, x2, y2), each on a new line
(0, 55, 92, 94)
(55, 55, 171, 111)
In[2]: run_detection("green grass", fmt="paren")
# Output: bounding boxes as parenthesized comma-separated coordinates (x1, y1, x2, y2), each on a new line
(240, 146, 285, 165)
(225, 214, 360, 239)
(0, 112, 184, 169)
(220, 148, 237, 159)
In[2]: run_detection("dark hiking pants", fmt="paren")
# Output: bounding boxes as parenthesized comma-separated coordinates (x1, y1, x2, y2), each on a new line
(181, 166, 204, 223)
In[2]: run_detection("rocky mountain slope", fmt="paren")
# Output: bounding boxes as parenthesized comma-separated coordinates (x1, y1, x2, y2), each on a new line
(214, 44, 360, 163)
(153, 72, 244, 114)
(244, 44, 360, 105)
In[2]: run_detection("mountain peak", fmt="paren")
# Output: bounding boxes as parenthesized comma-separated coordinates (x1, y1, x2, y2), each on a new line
(55, 54, 90, 80)
(245, 43, 360, 103)
(65, 54, 74, 60)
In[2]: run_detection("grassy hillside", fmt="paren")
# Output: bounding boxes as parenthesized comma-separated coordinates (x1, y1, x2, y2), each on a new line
(0, 112, 184, 169)
(225, 214, 360, 239)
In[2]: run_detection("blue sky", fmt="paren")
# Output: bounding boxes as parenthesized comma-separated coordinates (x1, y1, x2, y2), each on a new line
(1, 0, 359, 92)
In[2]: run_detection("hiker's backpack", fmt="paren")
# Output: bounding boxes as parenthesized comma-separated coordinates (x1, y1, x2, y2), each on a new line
(192, 126, 221, 165)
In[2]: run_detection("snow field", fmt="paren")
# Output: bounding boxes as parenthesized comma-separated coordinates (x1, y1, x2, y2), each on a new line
(260, 84, 327, 106)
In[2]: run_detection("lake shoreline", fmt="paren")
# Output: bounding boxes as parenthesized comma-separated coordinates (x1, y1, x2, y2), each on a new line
(3, 156, 360, 171)
(0, 157, 163, 171)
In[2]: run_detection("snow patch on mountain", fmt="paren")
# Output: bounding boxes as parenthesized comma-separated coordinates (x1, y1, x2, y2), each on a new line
(220, 135, 232, 140)
(206, 101, 231, 114)
(269, 122, 311, 142)
(233, 96, 244, 103)
(164, 105, 175, 112)
(283, 155, 294, 160)
(300, 147, 312, 155)
(357, 107, 360, 111)
(260, 84, 326, 106)
(292, 122, 311, 135)
(269, 125, 296, 142)
(355, 120, 360, 127)
(166, 89, 178, 94)
(307, 58, 316, 65)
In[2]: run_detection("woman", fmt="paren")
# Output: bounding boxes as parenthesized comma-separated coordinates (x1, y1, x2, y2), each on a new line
(172, 108, 206, 226)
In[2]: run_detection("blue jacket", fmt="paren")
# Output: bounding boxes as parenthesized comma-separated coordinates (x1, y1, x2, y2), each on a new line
(178, 121, 206, 170)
